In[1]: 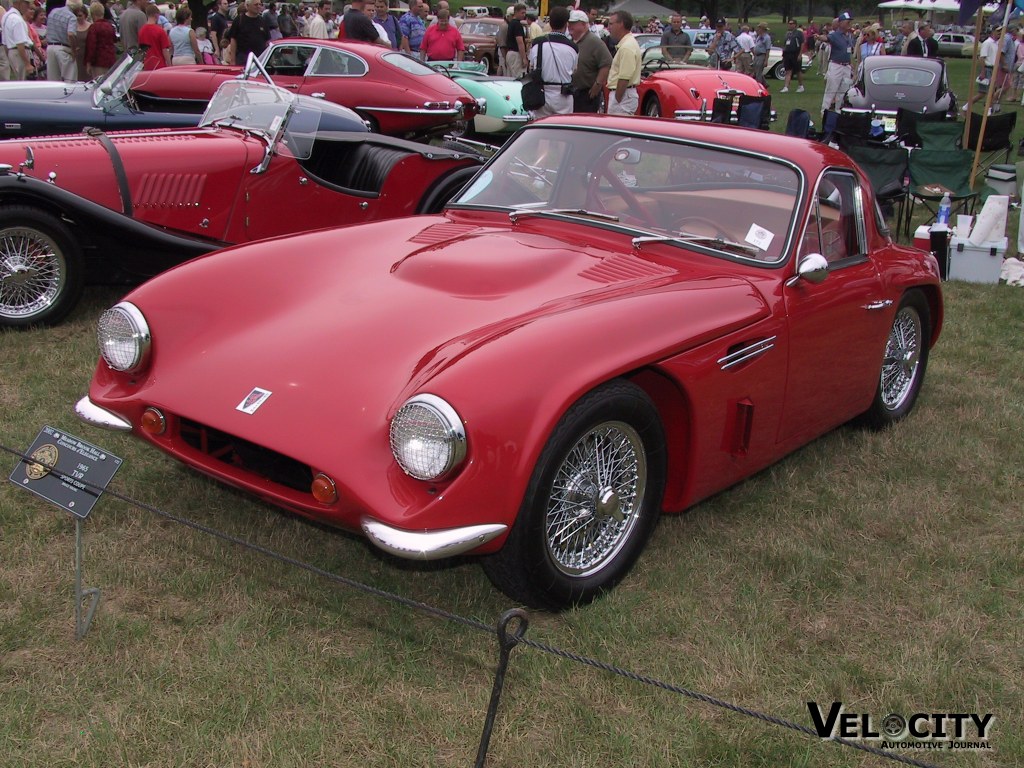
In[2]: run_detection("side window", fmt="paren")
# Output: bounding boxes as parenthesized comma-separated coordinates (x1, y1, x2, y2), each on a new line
(264, 45, 315, 76)
(800, 171, 864, 265)
(311, 49, 368, 77)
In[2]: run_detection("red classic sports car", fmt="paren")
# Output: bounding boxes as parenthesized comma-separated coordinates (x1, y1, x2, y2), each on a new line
(130, 40, 480, 140)
(77, 115, 943, 609)
(0, 79, 481, 327)
(637, 65, 771, 126)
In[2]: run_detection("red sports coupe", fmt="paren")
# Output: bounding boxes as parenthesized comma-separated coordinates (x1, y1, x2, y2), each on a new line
(637, 65, 771, 127)
(130, 40, 480, 140)
(77, 115, 943, 609)
(0, 80, 481, 327)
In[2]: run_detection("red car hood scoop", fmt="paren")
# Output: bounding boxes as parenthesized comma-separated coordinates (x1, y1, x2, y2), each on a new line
(394, 228, 673, 298)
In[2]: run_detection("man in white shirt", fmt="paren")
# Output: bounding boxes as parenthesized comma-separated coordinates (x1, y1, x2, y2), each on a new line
(527, 5, 577, 116)
(305, 0, 330, 38)
(734, 23, 754, 75)
(2, 0, 35, 80)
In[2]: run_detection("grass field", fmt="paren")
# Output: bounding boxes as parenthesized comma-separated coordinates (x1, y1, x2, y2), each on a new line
(2, 56, 1023, 768)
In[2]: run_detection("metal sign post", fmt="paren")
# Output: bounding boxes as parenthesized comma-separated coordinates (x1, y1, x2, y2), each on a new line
(9, 426, 123, 640)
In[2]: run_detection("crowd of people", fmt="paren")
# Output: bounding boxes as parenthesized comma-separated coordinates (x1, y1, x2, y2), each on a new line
(3, 1, 1018, 120)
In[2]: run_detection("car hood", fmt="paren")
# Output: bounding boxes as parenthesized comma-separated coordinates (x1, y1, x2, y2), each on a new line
(120, 215, 768, 455)
(0, 80, 90, 100)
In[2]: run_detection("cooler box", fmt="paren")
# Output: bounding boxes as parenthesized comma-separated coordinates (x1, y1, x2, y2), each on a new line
(947, 236, 1006, 283)
(984, 164, 1017, 198)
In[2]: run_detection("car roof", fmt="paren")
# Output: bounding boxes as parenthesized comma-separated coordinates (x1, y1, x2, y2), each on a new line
(863, 53, 944, 73)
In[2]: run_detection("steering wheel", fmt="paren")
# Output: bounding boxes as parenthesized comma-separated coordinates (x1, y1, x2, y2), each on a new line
(590, 167, 659, 228)
(430, 63, 452, 76)
(673, 216, 732, 241)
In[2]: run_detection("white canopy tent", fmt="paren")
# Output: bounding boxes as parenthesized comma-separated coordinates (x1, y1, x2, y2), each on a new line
(877, 0, 999, 27)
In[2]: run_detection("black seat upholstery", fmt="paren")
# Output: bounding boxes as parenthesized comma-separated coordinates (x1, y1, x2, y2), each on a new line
(301, 141, 412, 195)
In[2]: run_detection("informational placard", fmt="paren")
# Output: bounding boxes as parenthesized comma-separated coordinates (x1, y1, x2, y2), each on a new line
(9, 426, 122, 519)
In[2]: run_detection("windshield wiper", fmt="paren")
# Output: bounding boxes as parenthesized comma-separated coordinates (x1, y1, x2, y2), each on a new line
(633, 232, 759, 257)
(213, 114, 244, 128)
(510, 208, 620, 223)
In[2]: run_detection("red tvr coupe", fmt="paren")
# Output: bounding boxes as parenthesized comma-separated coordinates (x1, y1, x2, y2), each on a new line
(78, 116, 942, 609)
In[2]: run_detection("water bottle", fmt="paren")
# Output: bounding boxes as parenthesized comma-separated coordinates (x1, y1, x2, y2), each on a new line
(936, 193, 952, 227)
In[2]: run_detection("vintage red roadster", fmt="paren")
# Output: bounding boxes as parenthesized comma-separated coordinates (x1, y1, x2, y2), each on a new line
(0, 79, 482, 327)
(77, 116, 942, 609)
(129, 40, 480, 140)
(637, 64, 771, 127)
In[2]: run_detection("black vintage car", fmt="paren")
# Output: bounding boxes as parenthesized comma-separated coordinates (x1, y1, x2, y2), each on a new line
(0, 50, 202, 139)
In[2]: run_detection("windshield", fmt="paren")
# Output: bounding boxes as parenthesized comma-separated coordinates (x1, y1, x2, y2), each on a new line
(199, 80, 322, 159)
(453, 126, 801, 262)
(93, 53, 144, 108)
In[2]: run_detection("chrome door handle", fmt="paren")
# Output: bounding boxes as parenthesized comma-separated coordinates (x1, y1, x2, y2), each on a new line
(862, 300, 893, 311)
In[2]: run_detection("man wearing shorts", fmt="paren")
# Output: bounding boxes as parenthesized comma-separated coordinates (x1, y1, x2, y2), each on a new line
(780, 19, 804, 92)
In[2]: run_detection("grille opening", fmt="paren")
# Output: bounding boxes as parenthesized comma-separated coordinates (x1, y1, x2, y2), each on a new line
(179, 418, 314, 493)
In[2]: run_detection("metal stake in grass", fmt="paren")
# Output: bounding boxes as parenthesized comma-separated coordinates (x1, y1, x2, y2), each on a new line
(475, 609, 529, 767)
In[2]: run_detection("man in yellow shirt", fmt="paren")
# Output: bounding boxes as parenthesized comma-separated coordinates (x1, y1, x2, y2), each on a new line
(606, 10, 641, 115)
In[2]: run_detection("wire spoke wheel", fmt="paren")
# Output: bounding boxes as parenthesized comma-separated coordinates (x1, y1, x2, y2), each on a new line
(0, 207, 82, 328)
(0, 226, 66, 320)
(880, 304, 922, 410)
(545, 421, 646, 577)
(482, 380, 665, 609)
(860, 290, 930, 430)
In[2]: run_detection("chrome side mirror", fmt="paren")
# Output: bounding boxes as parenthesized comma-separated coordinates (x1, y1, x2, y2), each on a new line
(787, 253, 829, 286)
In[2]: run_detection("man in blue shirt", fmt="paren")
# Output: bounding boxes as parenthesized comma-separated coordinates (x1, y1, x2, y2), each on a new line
(400, 0, 427, 57)
(818, 12, 854, 113)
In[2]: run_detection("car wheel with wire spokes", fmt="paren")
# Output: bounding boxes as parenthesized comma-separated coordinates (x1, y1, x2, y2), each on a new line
(482, 380, 666, 610)
(644, 95, 662, 117)
(0, 206, 83, 328)
(860, 290, 931, 429)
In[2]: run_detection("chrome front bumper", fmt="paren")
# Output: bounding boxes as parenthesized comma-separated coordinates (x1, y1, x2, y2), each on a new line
(75, 396, 132, 431)
(361, 517, 507, 560)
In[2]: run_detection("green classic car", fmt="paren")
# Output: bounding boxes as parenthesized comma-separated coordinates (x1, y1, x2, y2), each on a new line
(430, 60, 530, 136)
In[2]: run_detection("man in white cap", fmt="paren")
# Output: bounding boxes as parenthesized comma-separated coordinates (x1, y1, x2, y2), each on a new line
(817, 12, 854, 113)
(568, 8, 611, 112)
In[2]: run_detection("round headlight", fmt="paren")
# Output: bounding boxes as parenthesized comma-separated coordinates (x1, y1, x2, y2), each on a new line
(97, 301, 151, 373)
(389, 394, 466, 481)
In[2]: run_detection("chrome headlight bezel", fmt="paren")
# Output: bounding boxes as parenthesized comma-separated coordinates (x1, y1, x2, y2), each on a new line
(97, 301, 151, 373)
(389, 394, 466, 481)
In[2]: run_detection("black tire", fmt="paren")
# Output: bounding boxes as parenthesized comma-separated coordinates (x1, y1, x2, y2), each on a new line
(416, 165, 480, 213)
(482, 380, 666, 610)
(482, 53, 494, 74)
(771, 61, 786, 80)
(0, 206, 84, 328)
(643, 95, 662, 117)
(860, 290, 931, 429)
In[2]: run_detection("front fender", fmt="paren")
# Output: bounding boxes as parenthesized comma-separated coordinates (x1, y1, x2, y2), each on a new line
(398, 277, 770, 536)
(0, 173, 221, 277)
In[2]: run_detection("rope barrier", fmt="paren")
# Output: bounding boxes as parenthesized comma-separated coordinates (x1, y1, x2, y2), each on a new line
(1, 441, 943, 768)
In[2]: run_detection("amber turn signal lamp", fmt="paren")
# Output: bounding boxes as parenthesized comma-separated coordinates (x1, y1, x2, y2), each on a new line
(141, 407, 166, 435)
(311, 473, 338, 504)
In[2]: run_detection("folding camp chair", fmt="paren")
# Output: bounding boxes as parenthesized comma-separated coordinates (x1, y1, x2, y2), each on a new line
(709, 97, 734, 124)
(903, 148, 979, 236)
(964, 110, 1017, 177)
(915, 121, 963, 151)
(737, 94, 771, 130)
(845, 142, 910, 227)
(894, 108, 948, 148)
